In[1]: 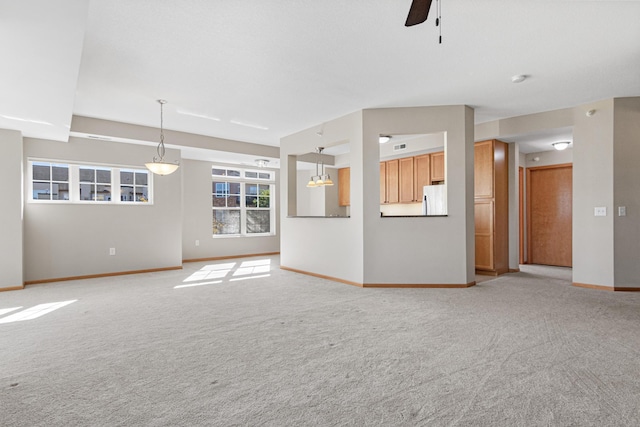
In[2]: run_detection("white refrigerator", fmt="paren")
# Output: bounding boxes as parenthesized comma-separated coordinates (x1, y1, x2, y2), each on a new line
(422, 185, 447, 215)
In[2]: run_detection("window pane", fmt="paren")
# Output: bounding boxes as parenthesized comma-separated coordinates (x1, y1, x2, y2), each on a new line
(96, 169, 111, 184)
(51, 166, 68, 181)
(246, 196, 258, 207)
(121, 186, 134, 201)
(245, 171, 258, 179)
(213, 181, 228, 196)
(121, 171, 134, 185)
(228, 169, 241, 177)
(212, 168, 226, 176)
(137, 187, 149, 202)
(258, 172, 271, 180)
(33, 182, 50, 200)
(227, 195, 240, 207)
(52, 183, 69, 200)
(246, 183, 258, 195)
(258, 196, 270, 208)
(79, 168, 95, 183)
(212, 210, 240, 234)
(135, 172, 148, 186)
(212, 196, 226, 207)
(96, 185, 111, 201)
(229, 182, 241, 195)
(33, 164, 50, 181)
(247, 210, 270, 233)
(79, 183, 93, 200)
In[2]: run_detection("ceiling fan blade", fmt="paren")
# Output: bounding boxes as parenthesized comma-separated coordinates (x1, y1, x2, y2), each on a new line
(405, 0, 433, 27)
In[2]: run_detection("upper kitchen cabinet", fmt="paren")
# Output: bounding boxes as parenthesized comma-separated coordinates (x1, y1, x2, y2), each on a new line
(384, 159, 399, 204)
(474, 139, 509, 276)
(430, 151, 445, 183)
(414, 154, 431, 202)
(399, 157, 415, 203)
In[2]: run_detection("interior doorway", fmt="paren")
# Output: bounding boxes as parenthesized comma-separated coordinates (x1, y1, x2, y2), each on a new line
(526, 164, 572, 267)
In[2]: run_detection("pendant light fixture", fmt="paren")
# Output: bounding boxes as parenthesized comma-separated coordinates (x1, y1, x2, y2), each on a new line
(145, 99, 180, 175)
(306, 147, 334, 187)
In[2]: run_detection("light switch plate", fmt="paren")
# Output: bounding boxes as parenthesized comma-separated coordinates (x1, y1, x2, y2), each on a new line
(594, 207, 607, 217)
(618, 206, 626, 216)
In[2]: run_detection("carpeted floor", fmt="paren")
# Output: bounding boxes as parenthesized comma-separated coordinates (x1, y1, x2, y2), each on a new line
(2, 256, 640, 426)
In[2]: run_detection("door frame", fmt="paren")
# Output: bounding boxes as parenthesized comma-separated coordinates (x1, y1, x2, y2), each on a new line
(519, 166, 524, 264)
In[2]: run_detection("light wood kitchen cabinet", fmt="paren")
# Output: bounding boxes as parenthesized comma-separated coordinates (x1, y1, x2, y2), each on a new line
(474, 140, 508, 275)
(430, 151, 445, 183)
(399, 157, 415, 203)
(379, 153, 440, 205)
(380, 162, 386, 204)
(414, 154, 431, 202)
(338, 167, 350, 206)
(385, 159, 399, 204)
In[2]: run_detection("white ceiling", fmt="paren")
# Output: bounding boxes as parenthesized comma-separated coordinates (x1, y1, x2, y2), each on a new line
(2, 0, 640, 155)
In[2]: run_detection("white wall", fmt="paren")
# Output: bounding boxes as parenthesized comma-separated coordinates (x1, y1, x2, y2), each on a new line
(362, 106, 475, 285)
(1, 129, 24, 290)
(23, 137, 182, 282)
(181, 159, 279, 260)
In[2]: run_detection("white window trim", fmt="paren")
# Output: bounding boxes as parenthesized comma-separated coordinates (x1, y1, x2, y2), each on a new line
(28, 159, 154, 205)
(212, 166, 276, 237)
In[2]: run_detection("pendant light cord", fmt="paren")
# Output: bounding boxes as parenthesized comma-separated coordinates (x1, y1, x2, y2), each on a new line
(157, 99, 167, 161)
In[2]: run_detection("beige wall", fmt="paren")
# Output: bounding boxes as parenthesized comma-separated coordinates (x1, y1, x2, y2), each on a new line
(181, 159, 279, 260)
(362, 106, 475, 285)
(1, 129, 24, 290)
(613, 97, 640, 288)
(572, 99, 616, 287)
(23, 137, 182, 282)
(280, 111, 365, 284)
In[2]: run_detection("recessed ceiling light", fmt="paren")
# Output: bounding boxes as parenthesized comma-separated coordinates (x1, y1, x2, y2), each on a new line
(511, 74, 527, 83)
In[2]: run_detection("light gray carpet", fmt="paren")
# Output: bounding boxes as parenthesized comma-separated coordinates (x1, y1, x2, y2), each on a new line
(2, 256, 640, 426)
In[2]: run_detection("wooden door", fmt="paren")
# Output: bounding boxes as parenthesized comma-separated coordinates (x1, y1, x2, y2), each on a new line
(430, 152, 445, 183)
(399, 157, 415, 203)
(338, 167, 350, 207)
(386, 160, 399, 204)
(527, 164, 572, 267)
(414, 154, 430, 202)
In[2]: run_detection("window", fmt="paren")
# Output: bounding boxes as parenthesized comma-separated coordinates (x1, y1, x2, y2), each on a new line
(120, 170, 149, 202)
(32, 162, 69, 200)
(79, 166, 112, 201)
(28, 160, 152, 204)
(212, 167, 275, 236)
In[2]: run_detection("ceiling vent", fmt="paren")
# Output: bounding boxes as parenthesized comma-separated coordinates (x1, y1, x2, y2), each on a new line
(393, 143, 407, 151)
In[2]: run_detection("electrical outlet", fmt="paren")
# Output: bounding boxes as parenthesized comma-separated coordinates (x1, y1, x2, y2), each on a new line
(618, 206, 626, 217)
(109, 248, 116, 256)
(195, 240, 200, 247)
(594, 207, 606, 217)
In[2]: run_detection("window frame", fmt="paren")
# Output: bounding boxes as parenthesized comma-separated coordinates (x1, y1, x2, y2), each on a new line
(27, 159, 154, 205)
(212, 166, 276, 238)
